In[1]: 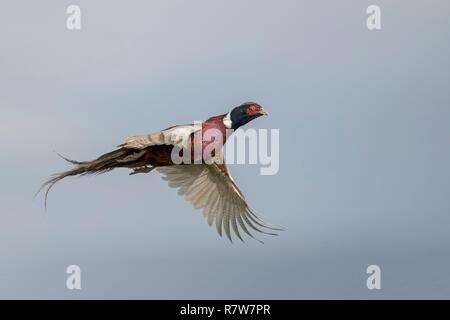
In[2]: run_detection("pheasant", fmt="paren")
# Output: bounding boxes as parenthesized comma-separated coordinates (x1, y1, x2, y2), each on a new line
(40, 102, 282, 242)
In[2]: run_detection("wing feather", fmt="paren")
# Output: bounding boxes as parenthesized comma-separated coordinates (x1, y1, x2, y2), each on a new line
(156, 162, 282, 242)
(222, 197, 232, 242)
(120, 124, 201, 150)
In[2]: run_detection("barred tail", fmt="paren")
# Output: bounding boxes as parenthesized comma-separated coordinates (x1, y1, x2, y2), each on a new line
(38, 148, 129, 208)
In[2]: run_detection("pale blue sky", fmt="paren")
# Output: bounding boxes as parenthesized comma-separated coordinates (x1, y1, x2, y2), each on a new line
(0, 0, 449, 298)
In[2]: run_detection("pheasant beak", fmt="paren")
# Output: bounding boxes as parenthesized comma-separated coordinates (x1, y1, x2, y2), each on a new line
(258, 108, 269, 116)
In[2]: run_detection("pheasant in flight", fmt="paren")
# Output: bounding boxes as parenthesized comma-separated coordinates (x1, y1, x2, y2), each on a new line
(40, 102, 282, 242)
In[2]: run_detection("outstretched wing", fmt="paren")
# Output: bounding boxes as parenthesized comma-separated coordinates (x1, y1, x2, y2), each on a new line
(119, 124, 201, 149)
(156, 162, 282, 242)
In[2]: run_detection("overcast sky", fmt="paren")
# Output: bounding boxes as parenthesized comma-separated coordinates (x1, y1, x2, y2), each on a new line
(0, 0, 449, 298)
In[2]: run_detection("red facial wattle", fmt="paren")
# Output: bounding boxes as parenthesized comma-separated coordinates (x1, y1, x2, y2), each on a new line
(246, 104, 261, 117)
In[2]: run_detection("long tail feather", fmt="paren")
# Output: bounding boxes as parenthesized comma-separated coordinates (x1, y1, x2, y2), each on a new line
(37, 167, 88, 209)
(38, 148, 131, 208)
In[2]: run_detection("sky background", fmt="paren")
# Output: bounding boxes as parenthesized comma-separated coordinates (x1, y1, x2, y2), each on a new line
(0, 0, 449, 299)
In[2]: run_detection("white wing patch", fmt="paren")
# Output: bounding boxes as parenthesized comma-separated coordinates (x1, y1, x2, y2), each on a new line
(120, 125, 200, 149)
(156, 164, 282, 242)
